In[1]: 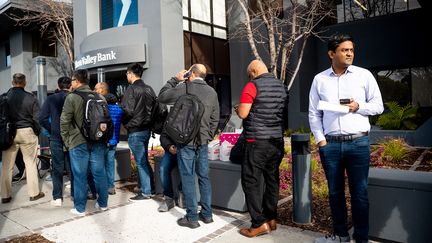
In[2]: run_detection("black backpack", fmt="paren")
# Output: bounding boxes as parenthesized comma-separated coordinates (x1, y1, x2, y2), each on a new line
(164, 83, 205, 145)
(74, 91, 113, 143)
(150, 98, 168, 135)
(0, 92, 16, 150)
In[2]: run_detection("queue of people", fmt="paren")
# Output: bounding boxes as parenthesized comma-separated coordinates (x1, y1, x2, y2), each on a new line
(0, 32, 382, 243)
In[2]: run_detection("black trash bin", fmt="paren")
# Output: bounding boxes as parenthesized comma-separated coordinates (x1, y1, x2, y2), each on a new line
(291, 133, 312, 224)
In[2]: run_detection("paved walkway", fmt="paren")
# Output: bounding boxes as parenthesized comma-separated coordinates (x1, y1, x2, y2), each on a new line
(0, 176, 324, 243)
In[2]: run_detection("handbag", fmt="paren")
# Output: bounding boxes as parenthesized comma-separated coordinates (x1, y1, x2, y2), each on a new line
(229, 132, 245, 164)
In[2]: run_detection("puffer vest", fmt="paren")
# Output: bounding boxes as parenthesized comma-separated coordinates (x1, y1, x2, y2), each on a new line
(243, 73, 288, 140)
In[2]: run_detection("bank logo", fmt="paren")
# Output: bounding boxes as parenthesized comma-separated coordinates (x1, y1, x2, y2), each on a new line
(117, 0, 132, 27)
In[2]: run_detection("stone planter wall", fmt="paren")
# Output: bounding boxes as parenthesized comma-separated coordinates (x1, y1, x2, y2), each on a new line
(368, 168, 432, 243)
(369, 117, 432, 147)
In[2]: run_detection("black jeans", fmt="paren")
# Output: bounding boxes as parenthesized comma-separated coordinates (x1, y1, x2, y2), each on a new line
(241, 138, 284, 228)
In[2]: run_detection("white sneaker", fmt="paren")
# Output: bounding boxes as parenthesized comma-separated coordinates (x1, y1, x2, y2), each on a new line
(50, 198, 62, 207)
(95, 202, 108, 211)
(70, 208, 85, 216)
(315, 234, 351, 243)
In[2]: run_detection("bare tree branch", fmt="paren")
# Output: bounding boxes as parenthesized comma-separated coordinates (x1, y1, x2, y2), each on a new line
(228, 0, 334, 89)
(7, 0, 73, 76)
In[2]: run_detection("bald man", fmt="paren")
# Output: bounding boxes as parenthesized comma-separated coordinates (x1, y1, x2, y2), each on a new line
(94, 82, 109, 96)
(159, 64, 220, 229)
(235, 60, 288, 237)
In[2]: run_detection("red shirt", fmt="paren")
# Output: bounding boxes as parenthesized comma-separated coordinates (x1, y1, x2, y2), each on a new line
(239, 82, 257, 104)
(239, 82, 257, 142)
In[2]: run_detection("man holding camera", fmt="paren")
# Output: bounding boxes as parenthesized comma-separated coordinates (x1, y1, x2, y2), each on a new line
(308, 33, 383, 243)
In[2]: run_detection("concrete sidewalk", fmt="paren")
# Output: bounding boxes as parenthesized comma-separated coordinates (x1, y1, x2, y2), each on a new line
(0, 176, 324, 243)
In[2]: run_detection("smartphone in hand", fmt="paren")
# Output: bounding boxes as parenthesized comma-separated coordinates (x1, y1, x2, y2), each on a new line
(183, 70, 192, 79)
(339, 98, 351, 105)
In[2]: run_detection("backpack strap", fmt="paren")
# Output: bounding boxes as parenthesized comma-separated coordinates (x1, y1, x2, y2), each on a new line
(72, 91, 93, 146)
(185, 82, 202, 147)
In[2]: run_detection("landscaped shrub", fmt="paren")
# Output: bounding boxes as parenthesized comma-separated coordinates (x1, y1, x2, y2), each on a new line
(382, 138, 413, 162)
(376, 101, 418, 130)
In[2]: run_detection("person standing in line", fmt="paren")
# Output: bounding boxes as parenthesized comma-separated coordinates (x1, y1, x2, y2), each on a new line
(235, 60, 288, 237)
(39, 77, 74, 206)
(309, 33, 384, 243)
(60, 69, 108, 216)
(121, 63, 156, 201)
(157, 129, 178, 212)
(12, 150, 25, 182)
(95, 82, 122, 195)
(158, 64, 220, 229)
(1, 73, 45, 203)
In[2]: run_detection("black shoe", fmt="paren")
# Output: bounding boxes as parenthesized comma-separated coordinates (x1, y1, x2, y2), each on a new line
(29, 192, 45, 201)
(12, 172, 25, 182)
(1, 197, 12, 203)
(177, 216, 200, 229)
(87, 194, 97, 200)
(129, 193, 152, 202)
(198, 213, 214, 224)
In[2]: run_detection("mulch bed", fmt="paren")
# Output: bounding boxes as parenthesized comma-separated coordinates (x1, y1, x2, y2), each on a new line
(277, 190, 352, 234)
(4, 234, 53, 243)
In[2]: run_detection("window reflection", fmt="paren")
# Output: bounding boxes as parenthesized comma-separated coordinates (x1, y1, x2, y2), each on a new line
(337, 0, 421, 23)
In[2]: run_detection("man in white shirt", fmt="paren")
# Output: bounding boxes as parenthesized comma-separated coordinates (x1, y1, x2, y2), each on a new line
(309, 33, 384, 243)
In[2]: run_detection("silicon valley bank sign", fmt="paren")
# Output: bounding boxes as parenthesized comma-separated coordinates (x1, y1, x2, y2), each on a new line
(74, 44, 146, 69)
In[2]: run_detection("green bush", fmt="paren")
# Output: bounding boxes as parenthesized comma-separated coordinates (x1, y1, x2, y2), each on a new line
(382, 138, 412, 162)
(376, 101, 418, 130)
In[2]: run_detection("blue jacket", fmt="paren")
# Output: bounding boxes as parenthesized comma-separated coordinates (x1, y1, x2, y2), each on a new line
(39, 90, 68, 142)
(108, 103, 122, 146)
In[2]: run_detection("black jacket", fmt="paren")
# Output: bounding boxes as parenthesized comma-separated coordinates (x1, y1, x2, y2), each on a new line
(7, 87, 41, 135)
(39, 90, 68, 142)
(121, 79, 156, 133)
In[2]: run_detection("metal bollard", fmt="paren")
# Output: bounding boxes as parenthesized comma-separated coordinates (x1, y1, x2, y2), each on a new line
(291, 133, 312, 224)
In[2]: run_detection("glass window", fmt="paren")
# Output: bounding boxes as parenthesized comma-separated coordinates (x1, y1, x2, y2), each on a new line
(337, 0, 421, 23)
(183, 0, 227, 40)
(191, 0, 211, 22)
(182, 0, 189, 17)
(32, 33, 57, 58)
(191, 22, 211, 36)
(5, 43, 11, 67)
(412, 67, 432, 107)
(375, 68, 411, 106)
(183, 19, 190, 31)
(214, 27, 226, 39)
(213, 0, 226, 27)
(101, 0, 138, 30)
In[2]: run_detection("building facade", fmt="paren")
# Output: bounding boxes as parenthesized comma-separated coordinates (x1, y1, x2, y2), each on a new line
(0, 0, 69, 93)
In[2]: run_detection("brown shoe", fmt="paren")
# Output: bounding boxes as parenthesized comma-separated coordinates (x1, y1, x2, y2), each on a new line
(2, 197, 12, 203)
(29, 192, 45, 201)
(267, 219, 277, 231)
(239, 223, 270, 237)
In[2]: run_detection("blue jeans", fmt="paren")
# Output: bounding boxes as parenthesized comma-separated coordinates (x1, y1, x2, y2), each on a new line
(319, 136, 370, 241)
(128, 130, 154, 196)
(50, 140, 73, 200)
(105, 145, 117, 189)
(69, 143, 108, 213)
(177, 144, 212, 221)
(159, 152, 178, 198)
